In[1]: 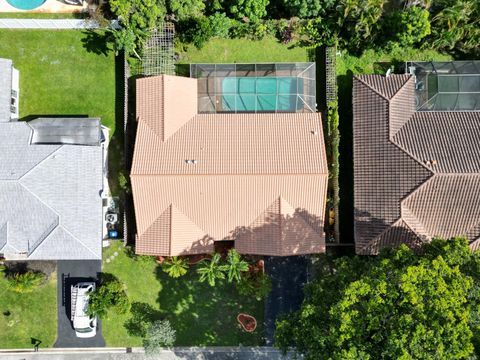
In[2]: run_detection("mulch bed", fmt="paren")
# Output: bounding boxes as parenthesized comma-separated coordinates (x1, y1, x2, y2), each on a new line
(237, 313, 257, 333)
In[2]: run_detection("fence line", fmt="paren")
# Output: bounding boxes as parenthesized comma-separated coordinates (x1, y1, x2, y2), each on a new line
(0, 18, 120, 29)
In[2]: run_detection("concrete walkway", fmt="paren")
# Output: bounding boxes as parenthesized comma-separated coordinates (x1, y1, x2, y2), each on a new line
(0, 19, 119, 29)
(0, 347, 299, 360)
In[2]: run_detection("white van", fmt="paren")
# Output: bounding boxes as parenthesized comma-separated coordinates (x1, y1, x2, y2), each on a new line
(71, 282, 97, 338)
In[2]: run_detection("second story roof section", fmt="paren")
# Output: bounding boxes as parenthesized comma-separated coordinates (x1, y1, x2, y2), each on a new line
(190, 63, 316, 113)
(131, 72, 328, 257)
(407, 61, 480, 111)
(0, 58, 19, 122)
(353, 73, 480, 255)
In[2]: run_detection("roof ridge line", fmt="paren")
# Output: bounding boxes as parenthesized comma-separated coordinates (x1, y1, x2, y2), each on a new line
(354, 76, 389, 101)
(389, 75, 413, 101)
(17, 143, 62, 181)
(137, 115, 163, 142)
(389, 134, 434, 174)
(358, 218, 403, 254)
(130, 173, 329, 177)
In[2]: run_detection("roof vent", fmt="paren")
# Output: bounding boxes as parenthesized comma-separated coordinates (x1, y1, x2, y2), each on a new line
(192, 160, 198, 164)
(311, 130, 318, 135)
(185, 160, 191, 164)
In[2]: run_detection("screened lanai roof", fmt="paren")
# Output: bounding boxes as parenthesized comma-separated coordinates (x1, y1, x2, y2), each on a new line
(190, 63, 316, 113)
(406, 61, 480, 111)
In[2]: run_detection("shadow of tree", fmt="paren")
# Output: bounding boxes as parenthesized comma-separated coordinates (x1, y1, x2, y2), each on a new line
(124, 302, 164, 337)
(154, 265, 265, 346)
(81, 30, 111, 56)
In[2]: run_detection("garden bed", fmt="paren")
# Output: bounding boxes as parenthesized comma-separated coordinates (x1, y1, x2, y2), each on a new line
(237, 313, 257, 332)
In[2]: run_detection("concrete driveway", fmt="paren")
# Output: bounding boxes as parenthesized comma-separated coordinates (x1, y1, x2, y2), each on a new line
(264, 256, 309, 345)
(54, 260, 105, 348)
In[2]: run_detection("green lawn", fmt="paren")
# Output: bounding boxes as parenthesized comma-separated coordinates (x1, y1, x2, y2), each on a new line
(336, 47, 453, 244)
(0, 30, 116, 132)
(176, 36, 309, 65)
(0, 273, 57, 348)
(102, 242, 265, 347)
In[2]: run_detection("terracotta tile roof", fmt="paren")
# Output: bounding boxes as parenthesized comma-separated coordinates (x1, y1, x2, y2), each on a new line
(354, 74, 480, 254)
(132, 75, 328, 256)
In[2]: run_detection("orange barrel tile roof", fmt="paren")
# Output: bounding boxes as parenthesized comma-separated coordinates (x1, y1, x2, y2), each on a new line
(131, 74, 328, 256)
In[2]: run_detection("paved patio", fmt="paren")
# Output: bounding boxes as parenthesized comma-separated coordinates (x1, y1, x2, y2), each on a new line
(0, 0, 87, 13)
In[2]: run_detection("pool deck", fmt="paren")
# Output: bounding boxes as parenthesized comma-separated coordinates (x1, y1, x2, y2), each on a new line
(0, 0, 88, 13)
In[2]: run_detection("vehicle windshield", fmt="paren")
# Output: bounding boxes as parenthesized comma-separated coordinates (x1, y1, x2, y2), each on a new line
(75, 327, 93, 333)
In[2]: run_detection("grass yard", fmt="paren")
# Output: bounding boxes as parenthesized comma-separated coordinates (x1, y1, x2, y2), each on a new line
(176, 36, 309, 65)
(0, 273, 57, 348)
(0, 30, 116, 132)
(102, 242, 265, 347)
(336, 47, 453, 244)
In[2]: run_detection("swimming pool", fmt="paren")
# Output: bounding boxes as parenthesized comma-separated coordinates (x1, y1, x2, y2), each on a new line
(7, 0, 46, 10)
(221, 77, 303, 112)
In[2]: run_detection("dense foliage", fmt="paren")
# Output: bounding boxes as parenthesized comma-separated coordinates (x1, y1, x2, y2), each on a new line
(109, 0, 166, 57)
(429, 0, 480, 55)
(383, 6, 431, 47)
(275, 238, 480, 359)
(144, 319, 176, 354)
(5, 270, 46, 293)
(88, 274, 130, 318)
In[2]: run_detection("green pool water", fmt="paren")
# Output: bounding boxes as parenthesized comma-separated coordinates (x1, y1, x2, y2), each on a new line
(221, 77, 302, 112)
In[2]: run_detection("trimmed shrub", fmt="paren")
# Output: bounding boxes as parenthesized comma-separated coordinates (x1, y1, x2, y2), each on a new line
(144, 319, 176, 355)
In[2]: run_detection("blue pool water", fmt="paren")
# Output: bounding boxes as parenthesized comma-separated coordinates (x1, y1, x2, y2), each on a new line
(7, 0, 46, 10)
(221, 77, 303, 112)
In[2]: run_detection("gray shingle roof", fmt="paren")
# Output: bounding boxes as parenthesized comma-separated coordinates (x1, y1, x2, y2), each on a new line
(0, 120, 102, 260)
(354, 74, 480, 254)
(0, 58, 12, 122)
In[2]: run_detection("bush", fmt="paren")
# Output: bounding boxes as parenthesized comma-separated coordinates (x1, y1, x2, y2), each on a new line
(236, 271, 272, 300)
(383, 6, 431, 48)
(281, 0, 335, 19)
(161, 256, 188, 278)
(208, 12, 232, 38)
(87, 274, 130, 318)
(182, 13, 232, 49)
(144, 319, 176, 355)
(6, 270, 46, 293)
(168, 0, 205, 21)
(226, 0, 269, 22)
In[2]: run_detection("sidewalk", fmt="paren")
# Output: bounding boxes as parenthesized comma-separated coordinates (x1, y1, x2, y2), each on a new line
(0, 347, 299, 360)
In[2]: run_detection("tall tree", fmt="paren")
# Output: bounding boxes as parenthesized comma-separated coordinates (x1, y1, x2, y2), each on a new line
(275, 238, 480, 359)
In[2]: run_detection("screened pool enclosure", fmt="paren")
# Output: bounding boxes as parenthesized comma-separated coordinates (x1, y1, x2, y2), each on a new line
(406, 61, 480, 111)
(190, 63, 316, 113)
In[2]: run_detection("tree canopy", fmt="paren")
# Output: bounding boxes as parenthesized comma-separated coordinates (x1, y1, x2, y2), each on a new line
(275, 238, 480, 359)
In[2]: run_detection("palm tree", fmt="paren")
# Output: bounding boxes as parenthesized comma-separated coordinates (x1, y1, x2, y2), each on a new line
(162, 256, 188, 278)
(225, 249, 249, 283)
(197, 253, 226, 287)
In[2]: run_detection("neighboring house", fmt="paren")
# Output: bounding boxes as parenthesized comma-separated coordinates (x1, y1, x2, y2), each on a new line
(131, 65, 328, 257)
(353, 63, 480, 255)
(0, 59, 103, 260)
